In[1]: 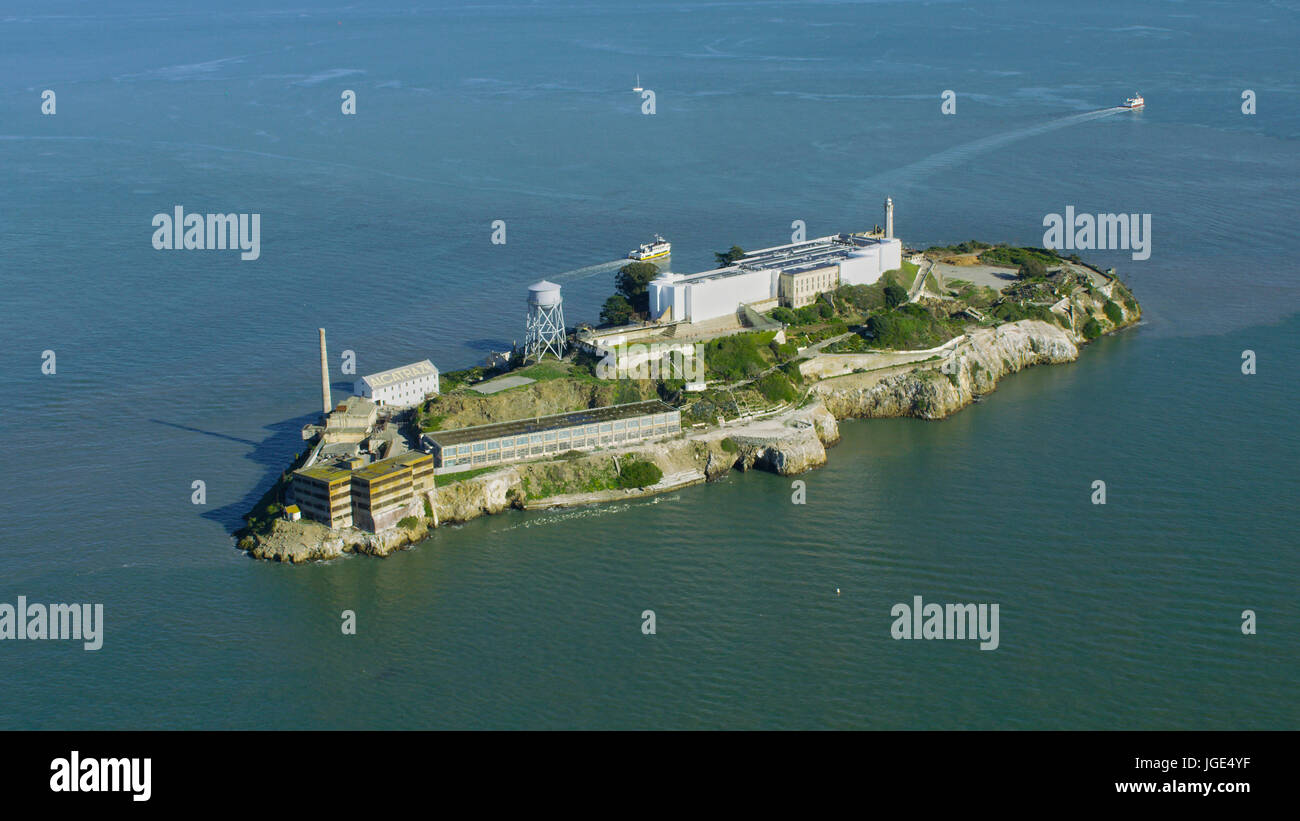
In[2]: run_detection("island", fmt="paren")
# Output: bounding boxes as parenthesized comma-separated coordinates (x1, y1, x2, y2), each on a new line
(236, 231, 1141, 563)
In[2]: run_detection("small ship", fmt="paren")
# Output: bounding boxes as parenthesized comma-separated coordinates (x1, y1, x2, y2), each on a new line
(628, 234, 671, 261)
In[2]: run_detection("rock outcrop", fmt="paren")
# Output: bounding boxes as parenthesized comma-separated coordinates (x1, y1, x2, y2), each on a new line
(725, 402, 840, 475)
(816, 320, 1080, 420)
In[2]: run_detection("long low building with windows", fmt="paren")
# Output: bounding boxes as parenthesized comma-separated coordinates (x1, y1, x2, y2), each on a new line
(421, 400, 681, 474)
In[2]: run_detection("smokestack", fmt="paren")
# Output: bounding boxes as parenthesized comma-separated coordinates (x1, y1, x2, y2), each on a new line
(885, 197, 894, 239)
(318, 328, 331, 415)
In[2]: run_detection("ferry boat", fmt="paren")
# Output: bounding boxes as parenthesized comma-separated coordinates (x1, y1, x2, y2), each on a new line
(1123, 93, 1145, 109)
(628, 234, 671, 261)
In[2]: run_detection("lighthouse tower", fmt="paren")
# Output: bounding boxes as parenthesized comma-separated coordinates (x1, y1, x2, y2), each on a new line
(885, 197, 895, 240)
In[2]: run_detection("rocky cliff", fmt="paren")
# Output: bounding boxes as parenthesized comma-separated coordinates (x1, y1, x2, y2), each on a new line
(815, 318, 1099, 420)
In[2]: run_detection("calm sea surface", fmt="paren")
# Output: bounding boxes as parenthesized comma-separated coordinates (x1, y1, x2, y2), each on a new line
(1, 0, 1296, 729)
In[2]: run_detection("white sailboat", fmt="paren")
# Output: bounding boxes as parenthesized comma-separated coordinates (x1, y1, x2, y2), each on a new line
(633, 74, 643, 92)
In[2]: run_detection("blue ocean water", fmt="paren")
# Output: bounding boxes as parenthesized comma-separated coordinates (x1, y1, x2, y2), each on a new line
(0, 0, 1296, 728)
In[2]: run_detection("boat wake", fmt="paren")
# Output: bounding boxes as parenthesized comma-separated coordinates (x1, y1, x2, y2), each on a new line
(550, 258, 627, 283)
(859, 106, 1129, 195)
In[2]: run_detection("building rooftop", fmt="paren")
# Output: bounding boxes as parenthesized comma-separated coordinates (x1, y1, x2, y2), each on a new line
(423, 400, 675, 447)
(359, 359, 438, 389)
(667, 235, 897, 285)
(295, 463, 352, 483)
(351, 451, 432, 483)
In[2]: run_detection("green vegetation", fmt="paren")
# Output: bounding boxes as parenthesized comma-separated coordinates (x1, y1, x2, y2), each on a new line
(1104, 300, 1124, 324)
(769, 337, 799, 361)
(945, 278, 1000, 309)
(617, 459, 663, 489)
(991, 301, 1057, 324)
(863, 303, 961, 350)
(593, 261, 660, 326)
(702, 331, 777, 381)
(1016, 257, 1048, 281)
(436, 466, 505, 485)
(774, 302, 834, 326)
(423, 497, 434, 518)
(417, 409, 447, 432)
(238, 449, 312, 539)
(924, 240, 993, 256)
(1082, 317, 1103, 340)
(615, 261, 660, 316)
(440, 366, 490, 392)
(719, 437, 737, 453)
(836, 283, 885, 314)
(519, 454, 662, 499)
(979, 245, 1060, 270)
(516, 361, 567, 381)
(714, 245, 746, 268)
(755, 370, 799, 403)
(883, 283, 908, 308)
(600, 293, 634, 326)
(824, 333, 869, 353)
(398, 516, 420, 530)
(779, 360, 804, 385)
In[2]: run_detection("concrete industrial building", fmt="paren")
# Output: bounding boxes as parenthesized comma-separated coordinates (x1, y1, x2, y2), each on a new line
(290, 463, 355, 529)
(349, 452, 436, 532)
(290, 451, 435, 532)
(779, 263, 841, 309)
(355, 359, 440, 408)
(648, 233, 903, 324)
(321, 395, 379, 444)
(421, 400, 681, 474)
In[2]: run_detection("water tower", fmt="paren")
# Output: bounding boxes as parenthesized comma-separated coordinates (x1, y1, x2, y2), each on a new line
(524, 280, 566, 362)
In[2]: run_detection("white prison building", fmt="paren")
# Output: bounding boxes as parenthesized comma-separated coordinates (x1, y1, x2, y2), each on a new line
(355, 359, 440, 408)
(648, 234, 902, 324)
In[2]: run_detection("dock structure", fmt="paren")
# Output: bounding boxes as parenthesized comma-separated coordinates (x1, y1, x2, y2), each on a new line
(421, 400, 681, 474)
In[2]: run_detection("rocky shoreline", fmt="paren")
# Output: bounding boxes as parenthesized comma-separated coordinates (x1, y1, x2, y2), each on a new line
(244, 310, 1134, 563)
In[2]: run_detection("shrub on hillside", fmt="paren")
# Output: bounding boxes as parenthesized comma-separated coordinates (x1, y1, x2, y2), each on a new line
(755, 371, 799, 403)
(884, 283, 908, 308)
(617, 459, 663, 489)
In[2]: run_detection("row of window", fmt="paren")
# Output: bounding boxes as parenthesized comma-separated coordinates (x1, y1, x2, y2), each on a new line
(439, 414, 679, 458)
(790, 274, 837, 294)
(438, 422, 681, 470)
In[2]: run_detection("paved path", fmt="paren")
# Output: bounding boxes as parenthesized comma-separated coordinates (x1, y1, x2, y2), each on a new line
(907, 259, 935, 301)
